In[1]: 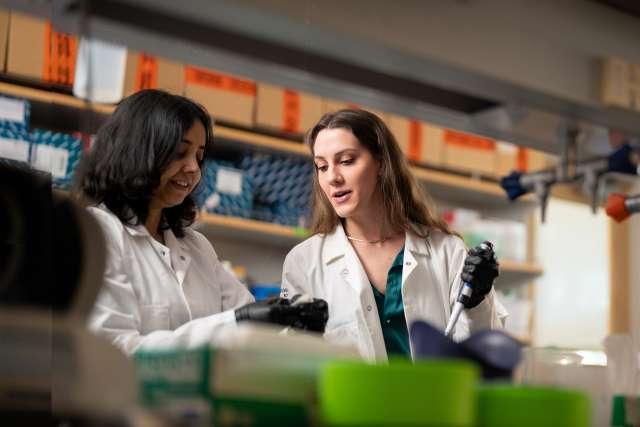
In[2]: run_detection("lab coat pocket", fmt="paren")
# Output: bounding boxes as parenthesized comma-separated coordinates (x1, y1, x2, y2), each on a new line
(139, 304, 171, 334)
(323, 320, 359, 351)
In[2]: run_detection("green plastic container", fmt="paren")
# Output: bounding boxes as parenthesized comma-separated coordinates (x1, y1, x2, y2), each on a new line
(477, 385, 590, 427)
(318, 358, 479, 427)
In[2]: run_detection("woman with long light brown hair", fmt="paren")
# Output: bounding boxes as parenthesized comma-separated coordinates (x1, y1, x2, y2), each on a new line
(281, 109, 506, 361)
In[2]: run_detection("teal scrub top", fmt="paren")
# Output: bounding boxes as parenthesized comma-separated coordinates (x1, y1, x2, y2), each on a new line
(371, 248, 411, 357)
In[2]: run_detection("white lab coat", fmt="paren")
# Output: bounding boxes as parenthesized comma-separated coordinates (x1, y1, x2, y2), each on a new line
(281, 223, 507, 362)
(88, 206, 254, 355)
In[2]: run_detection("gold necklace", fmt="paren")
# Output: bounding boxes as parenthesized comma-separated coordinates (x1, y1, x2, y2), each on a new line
(346, 234, 390, 244)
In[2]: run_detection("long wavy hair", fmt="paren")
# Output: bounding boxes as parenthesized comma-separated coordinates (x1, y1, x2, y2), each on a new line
(74, 89, 213, 238)
(307, 109, 453, 238)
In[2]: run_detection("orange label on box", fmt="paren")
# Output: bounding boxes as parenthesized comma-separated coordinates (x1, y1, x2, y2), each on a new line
(516, 147, 528, 172)
(282, 89, 300, 133)
(43, 23, 77, 85)
(407, 120, 422, 161)
(444, 130, 495, 151)
(134, 54, 158, 91)
(185, 66, 256, 96)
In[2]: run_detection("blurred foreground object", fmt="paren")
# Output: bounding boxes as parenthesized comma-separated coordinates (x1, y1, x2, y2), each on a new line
(516, 345, 613, 426)
(135, 323, 358, 427)
(319, 358, 479, 427)
(604, 334, 640, 426)
(0, 159, 137, 425)
(476, 385, 590, 427)
(411, 320, 522, 380)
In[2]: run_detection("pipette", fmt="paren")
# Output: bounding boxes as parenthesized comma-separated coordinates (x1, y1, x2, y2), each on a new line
(444, 242, 492, 337)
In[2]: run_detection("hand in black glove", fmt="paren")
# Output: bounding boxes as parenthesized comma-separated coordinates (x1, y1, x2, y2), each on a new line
(460, 241, 499, 309)
(235, 295, 329, 333)
(234, 296, 282, 323)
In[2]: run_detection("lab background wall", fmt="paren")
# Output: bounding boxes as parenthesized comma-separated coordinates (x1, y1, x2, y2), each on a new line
(198, 231, 289, 285)
(631, 186, 640, 347)
(232, 0, 640, 114)
(533, 198, 610, 349)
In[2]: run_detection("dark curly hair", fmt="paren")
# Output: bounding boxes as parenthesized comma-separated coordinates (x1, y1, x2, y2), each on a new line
(74, 89, 213, 238)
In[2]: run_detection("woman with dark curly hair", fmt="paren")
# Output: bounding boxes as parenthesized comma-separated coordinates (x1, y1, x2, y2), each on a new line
(75, 89, 255, 354)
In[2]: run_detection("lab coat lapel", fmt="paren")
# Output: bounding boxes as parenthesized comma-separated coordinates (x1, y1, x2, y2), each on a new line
(403, 229, 450, 331)
(165, 230, 192, 286)
(323, 224, 370, 298)
(402, 230, 431, 284)
(124, 222, 177, 275)
(402, 230, 433, 357)
(324, 224, 385, 361)
(123, 222, 149, 237)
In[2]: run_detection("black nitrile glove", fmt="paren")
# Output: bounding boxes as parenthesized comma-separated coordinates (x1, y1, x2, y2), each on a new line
(235, 295, 329, 333)
(460, 241, 499, 309)
(234, 296, 282, 323)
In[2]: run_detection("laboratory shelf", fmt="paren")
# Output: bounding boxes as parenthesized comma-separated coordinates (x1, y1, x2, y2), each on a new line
(196, 212, 309, 248)
(1, 79, 543, 344)
(0, 81, 114, 115)
(197, 212, 543, 278)
(1, 80, 544, 279)
(499, 259, 543, 276)
(495, 259, 544, 288)
(0, 80, 535, 211)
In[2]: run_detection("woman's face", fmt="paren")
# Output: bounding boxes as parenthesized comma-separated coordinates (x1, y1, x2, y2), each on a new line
(150, 120, 206, 210)
(313, 127, 381, 220)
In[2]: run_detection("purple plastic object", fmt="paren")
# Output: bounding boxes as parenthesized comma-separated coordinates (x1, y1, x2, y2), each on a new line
(410, 320, 522, 379)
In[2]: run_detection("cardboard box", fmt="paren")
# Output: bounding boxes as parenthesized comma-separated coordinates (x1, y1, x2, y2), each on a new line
(0, 95, 30, 128)
(197, 160, 253, 219)
(255, 83, 323, 135)
(6, 11, 45, 80)
(322, 99, 387, 122)
(442, 129, 497, 175)
(495, 141, 556, 177)
(387, 114, 443, 166)
(183, 66, 255, 127)
(30, 129, 83, 189)
(0, 9, 9, 72)
(522, 147, 555, 172)
(495, 141, 519, 177)
(631, 64, 640, 112)
(7, 11, 77, 85)
(601, 57, 631, 109)
(0, 125, 30, 163)
(122, 51, 184, 97)
(322, 99, 358, 114)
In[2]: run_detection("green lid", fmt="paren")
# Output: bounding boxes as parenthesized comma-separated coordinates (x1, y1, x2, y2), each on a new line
(318, 358, 479, 427)
(477, 385, 590, 427)
(611, 395, 628, 426)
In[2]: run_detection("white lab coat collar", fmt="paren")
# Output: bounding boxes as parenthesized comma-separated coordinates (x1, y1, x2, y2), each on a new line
(404, 226, 432, 258)
(123, 222, 148, 237)
(322, 224, 350, 265)
(111, 205, 193, 286)
(95, 203, 148, 237)
(321, 222, 432, 264)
